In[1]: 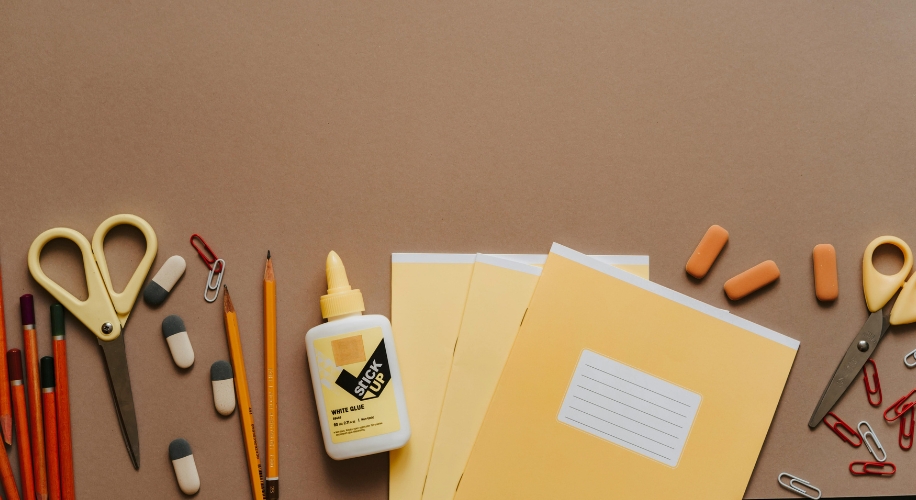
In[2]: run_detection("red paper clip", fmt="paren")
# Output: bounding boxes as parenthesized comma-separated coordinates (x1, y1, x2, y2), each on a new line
(823, 412, 862, 447)
(190, 234, 223, 272)
(900, 406, 914, 450)
(849, 461, 896, 476)
(884, 389, 916, 422)
(863, 358, 882, 406)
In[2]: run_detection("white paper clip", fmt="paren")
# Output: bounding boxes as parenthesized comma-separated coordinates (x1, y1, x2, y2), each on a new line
(858, 421, 887, 462)
(777, 473, 821, 499)
(904, 348, 916, 368)
(204, 259, 226, 303)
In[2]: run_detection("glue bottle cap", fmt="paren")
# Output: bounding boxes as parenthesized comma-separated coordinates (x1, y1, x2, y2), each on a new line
(320, 251, 365, 320)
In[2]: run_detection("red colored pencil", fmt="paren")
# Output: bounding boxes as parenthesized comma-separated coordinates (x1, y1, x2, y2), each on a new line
(20, 296, 48, 500)
(39, 358, 59, 500)
(9, 349, 35, 500)
(0, 265, 13, 445)
(49, 306, 73, 500)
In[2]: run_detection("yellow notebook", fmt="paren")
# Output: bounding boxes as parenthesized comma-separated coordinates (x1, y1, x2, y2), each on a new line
(455, 244, 798, 500)
(422, 254, 649, 500)
(390, 254, 476, 500)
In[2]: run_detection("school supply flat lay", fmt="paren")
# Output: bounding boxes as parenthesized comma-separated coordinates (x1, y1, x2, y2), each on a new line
(6, 209, 916, 500)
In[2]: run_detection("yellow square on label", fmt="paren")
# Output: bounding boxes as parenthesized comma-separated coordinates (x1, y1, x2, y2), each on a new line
(331, 335, 366, 366)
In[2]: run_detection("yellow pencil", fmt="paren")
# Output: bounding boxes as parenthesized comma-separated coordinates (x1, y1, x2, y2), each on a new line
(264, 253, 278, 499)
(223, 287, 265, 500)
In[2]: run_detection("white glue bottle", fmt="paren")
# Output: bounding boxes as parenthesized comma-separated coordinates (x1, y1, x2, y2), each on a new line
(305, 251, 411, 459)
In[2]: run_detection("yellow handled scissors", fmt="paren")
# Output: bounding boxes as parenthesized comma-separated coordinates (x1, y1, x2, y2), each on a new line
(27, 214, 158, 469)
(809, 236, 916, 427)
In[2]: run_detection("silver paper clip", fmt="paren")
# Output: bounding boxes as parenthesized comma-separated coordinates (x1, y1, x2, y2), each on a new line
(204, 258, 225, 303)
(190, 234, 225, 303)
(858, 421, 887, 462)
(777, 473, 821, 499)
(904, 348, 916, 368)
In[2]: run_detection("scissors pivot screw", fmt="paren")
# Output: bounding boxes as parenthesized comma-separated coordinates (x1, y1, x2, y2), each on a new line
(858, 340, 869, 352)
(102, 322, 113, 334)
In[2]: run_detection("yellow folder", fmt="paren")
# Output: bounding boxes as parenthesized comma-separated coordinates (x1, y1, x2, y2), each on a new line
(422, 254, 649, 500)
(455, 244, 798, 500)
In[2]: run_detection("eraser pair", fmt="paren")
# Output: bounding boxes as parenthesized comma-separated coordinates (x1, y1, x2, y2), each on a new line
(686, 225, 781, 300)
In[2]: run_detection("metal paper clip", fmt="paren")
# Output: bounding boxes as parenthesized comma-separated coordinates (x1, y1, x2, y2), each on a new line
(823, 412, 862, 447)
(900, 406, 914, 450)
(204, 258, 226, 303)
(905, 348, 916, 368)
(191, 234, 226, 303)
(862, 359, 882, 406)
(777, 473, 821, 499)
(849, 461, 895, 476)
(884, 389, 916, 422)
(857, 421, 887, 462)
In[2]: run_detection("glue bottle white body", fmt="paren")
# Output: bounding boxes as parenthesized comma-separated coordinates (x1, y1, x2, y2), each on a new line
(305, 252, 411, 460)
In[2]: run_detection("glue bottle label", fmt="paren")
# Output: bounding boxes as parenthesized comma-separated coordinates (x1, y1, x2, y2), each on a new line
(313, 327, 401, 443)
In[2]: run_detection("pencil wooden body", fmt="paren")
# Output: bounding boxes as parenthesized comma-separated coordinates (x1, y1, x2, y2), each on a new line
(224, 291, 265, 500)
(11, 383, 35, 500)
(0, 430, 20, 500)
(52, 340, 74, 500)
(264, 258, 278, 499)
(41, 390, 60, 500)
(22, 329, 47, 499)
(0, 269, 12, 445)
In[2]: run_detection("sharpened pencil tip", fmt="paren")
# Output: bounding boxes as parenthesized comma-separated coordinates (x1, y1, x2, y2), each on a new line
(223, 287, 235, 313)
(267, 250, 271, 259)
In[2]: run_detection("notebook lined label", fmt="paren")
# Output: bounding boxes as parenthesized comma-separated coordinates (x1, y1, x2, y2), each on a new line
(558, 350, 701, 467)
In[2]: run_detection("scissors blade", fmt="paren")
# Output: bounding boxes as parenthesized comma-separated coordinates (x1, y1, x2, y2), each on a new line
(808, 310, 890, 428)
(99, 332, 140, 469)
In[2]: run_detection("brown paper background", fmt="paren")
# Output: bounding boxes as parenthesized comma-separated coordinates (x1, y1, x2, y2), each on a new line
(2, 1, 916, 498)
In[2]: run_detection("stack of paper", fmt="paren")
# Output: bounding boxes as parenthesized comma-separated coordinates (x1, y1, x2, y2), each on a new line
(391, 244, 797, 499)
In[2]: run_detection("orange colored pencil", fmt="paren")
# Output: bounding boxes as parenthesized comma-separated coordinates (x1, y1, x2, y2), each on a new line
(0, 265, 13, 445)
(0, 433, 19, 500)
(264, 253, 278, 499)
(19, 296, 47, 500)
(9, 349, 35, 500)
(39, 358, 59, 500)
(49, 306, 73, 500)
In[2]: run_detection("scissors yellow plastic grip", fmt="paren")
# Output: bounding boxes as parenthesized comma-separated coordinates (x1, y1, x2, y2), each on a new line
(27, 214, 157, 469)
(810, 235, 916, 427)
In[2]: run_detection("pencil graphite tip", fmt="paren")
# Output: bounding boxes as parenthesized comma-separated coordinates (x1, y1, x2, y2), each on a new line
(223, 287, 235, 313)
(267, 250, 271, 259)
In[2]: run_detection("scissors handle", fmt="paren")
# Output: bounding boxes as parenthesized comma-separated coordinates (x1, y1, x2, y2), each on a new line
(28, 227, 122, 341)
(90, 214, 158, 326)
(863, 236, 913, 313)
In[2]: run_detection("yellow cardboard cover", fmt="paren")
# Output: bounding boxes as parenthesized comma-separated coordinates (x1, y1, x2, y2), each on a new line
(422, 254, 649, 500)
(455, 244, 798, 500)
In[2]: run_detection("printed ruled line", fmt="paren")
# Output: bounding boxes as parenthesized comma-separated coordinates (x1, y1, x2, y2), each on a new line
(563, 417, 671, 461)
(568, 407, 675, 448)
(581, 375, 688, 418)
(577, 386, 683, 428)
(572, 397, 680, 438)
(585, 364, 691, 407)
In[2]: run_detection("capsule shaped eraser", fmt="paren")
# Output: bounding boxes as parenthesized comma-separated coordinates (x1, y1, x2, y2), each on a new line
(724, 260, 780, 300)
(813, 244, 839, 302)
(144, 256, 187, 306)
(686, 225, 729, 279)
(210, 360, 236, 416)
(162, 315, 194, 369)
(169, 438, 200, 495)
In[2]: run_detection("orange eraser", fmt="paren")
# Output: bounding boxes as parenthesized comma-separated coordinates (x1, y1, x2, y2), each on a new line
(724, 260, 780, 300)
(813, 244, 838, 301)
(686, 225, 729, 279)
